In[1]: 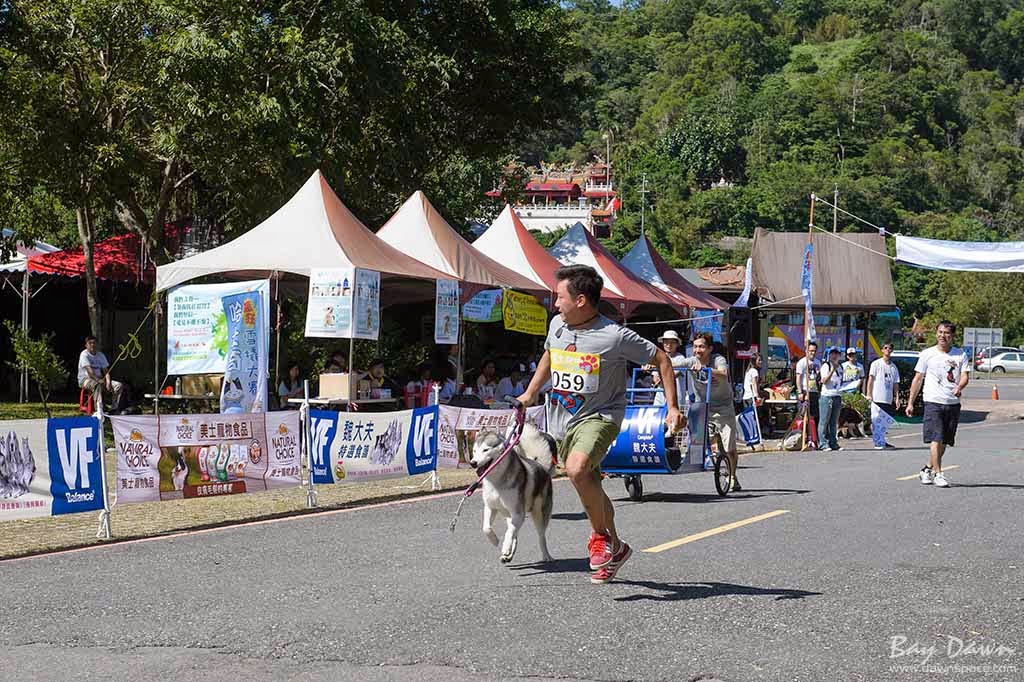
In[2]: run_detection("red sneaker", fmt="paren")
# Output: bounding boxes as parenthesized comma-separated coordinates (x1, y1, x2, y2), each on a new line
(588, 531, 613, 570)
(591, 542, 632, 584)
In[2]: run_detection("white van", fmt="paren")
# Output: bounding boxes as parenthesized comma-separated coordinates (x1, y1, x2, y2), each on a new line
(767, 336, 790, 375)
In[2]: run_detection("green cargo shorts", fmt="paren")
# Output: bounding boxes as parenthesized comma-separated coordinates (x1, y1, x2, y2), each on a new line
(558, 415, 620, 472)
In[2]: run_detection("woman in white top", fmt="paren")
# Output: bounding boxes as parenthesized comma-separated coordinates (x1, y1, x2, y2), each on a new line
(742, 353, 762, 408)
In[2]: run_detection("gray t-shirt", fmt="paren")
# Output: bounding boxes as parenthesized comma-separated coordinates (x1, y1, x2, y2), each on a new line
(544, 315, 657, 439)
(679, 354, 732, 407)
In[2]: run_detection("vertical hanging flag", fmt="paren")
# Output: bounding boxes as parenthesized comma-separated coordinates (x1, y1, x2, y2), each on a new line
(220, 291, 268, 413)
(434, 279, 460, 344)
(801, 243, 816, 343)
(734, 257, 753, 308)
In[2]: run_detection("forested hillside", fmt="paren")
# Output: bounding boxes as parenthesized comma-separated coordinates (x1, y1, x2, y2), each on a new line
(533, 1, 1024, 339)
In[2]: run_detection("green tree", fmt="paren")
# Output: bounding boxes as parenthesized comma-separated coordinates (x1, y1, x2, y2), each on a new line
(4, 321, 70, 418)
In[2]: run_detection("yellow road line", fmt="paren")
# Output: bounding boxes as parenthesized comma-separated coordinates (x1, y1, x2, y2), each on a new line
(643, 509, 790, 554)
(896, 464, 959, 481)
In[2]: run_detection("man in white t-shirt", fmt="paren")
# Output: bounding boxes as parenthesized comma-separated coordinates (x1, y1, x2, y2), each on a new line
(866, 342, 901, 449)
(78, 335, 125, 413)
(817, 347, 844, 451)
(906, 321, 970, 488)
(795, 341, 821, 447)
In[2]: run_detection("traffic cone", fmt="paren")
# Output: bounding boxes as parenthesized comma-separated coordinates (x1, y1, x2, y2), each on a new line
(992, 384, 999, 400)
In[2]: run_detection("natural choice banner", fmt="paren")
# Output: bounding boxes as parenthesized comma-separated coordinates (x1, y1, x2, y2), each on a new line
(167, 280, 270, 375)
(0, 417, 106, 521)
(308, 407, 438, 484)
(109, 412, 301, 504)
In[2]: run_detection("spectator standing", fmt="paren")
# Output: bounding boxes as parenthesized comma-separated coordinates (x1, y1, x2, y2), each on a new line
(795, 341, 821, 445)
(841, 348, 866, 394)
(818, 347, 843, 451)
(907, 321, 970, 488)
(866, 343, 901, 449)
(742, 353, 762, 409)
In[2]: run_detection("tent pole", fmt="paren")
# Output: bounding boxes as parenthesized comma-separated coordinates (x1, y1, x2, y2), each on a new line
(153, 292, 160, 395)
(274, 272, 282, 391)
(348, 337, 355, 413)
(20, 269, 28, 403)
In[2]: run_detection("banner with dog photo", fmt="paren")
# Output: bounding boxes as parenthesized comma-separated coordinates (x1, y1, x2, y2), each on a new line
(0, 417, 107, 521)
(436, 405, 547, 470)
(308, 406, 438, 484)
(109, 412, 301, 504)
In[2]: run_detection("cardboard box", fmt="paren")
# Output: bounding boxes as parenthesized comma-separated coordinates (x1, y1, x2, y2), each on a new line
(318, 372, 353, 399)
(182, 374, 223, 396)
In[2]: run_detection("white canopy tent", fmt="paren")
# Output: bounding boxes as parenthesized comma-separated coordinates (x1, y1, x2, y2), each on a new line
(0, 230, 60, 401)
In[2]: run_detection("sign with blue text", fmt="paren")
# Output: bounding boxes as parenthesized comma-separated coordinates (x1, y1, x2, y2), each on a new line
(308, 406, 438, 484)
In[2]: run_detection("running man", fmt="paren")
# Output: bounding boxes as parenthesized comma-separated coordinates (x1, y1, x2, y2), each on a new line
(906, 321, 970, 488)
(517, 265, 683, 584)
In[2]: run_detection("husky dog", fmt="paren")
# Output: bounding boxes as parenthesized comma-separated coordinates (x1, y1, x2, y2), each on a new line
(469, 423, 557, 563)
(0, 431, 35, 498)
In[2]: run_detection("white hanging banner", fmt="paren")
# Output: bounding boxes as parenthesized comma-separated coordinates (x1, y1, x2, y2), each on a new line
(167, 279, 270, 375)
(896, 235, 1024, 273)
(353, 269, 381, 340)
(434, 279, 460, 344)
(305, 267, 355, 338)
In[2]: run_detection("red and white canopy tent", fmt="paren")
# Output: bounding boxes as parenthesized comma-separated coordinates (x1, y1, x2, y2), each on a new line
(620, 234, 729, 311)
(548, 223, 686, 319)
(376, 192, 547, 303)
(471, 205, 629, 313)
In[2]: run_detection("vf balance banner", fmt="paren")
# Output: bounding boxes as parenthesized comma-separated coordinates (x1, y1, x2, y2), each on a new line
(309, 406, 438, 484)
(0, 417, 106, 521)
(109, 412, 301, 504)
(167, 279, 270, 375)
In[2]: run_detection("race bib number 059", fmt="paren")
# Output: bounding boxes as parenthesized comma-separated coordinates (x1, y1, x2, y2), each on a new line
(550, 348, 601, 394)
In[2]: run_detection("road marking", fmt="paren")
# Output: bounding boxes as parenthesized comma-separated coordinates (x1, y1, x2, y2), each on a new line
(896, 464, 959, 480)
(643, 509, 790, 553)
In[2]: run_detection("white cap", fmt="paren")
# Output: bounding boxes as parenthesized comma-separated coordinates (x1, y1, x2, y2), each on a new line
(658, 330, 681, 343)
(845, 347, 857, 355)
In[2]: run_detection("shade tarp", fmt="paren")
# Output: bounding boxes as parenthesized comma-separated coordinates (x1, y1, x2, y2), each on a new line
(621, 235, 729, 311)
(28, 233, 151, 283)
(0, 229, 59, 273)
(377, 191, 547, 301)
(896, 235, 1024, 273)
(548, 223, 685, 317)
(156, 171, 449, 292)
(750, 227, 896, 311)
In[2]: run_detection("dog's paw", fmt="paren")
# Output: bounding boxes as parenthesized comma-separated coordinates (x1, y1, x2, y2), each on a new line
(485, 530, 499, 546)
(500, 538, 518, 563)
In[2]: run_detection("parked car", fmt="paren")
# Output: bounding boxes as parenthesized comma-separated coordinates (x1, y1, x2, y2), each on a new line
(890, 350, 923, 416)
(975, 346, 1019, 368)
(976, 352, 1024, 373)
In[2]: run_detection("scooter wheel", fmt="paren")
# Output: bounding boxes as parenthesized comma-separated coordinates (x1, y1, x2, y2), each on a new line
(625, 475, 643, 501)
(714, 454, 731, 497)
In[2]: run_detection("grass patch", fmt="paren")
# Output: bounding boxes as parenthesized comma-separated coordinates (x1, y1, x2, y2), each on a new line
(783, 37, 867, 84)
(0, 402, 82, 420)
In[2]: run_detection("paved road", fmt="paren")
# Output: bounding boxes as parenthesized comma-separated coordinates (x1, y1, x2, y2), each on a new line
(965, 374, 1024, 402)
(2, 419, 1023, 681)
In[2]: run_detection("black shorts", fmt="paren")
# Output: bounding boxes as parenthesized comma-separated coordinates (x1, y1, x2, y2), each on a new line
(922, 402, 961, 446)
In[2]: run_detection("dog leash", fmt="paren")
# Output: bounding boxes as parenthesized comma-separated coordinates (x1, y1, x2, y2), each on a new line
(449, 400, 526, 533)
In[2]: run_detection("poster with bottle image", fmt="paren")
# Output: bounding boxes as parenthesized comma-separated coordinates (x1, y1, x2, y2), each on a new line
(109, 413, 301, 504)
(305, 267, 354, 338)
(353, 268, 380, 340)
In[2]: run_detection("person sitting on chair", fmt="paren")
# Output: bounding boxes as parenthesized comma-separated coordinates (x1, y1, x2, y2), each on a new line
(78, 335, 125, 414)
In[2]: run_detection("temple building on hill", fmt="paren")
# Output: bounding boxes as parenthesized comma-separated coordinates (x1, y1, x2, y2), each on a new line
(485, 162, 620, 237)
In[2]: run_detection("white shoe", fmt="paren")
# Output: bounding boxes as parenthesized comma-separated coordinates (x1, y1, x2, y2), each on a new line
(874, 444, 885, 450)
(919, 467, 934, 485)
(934, 472, 950, 488)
